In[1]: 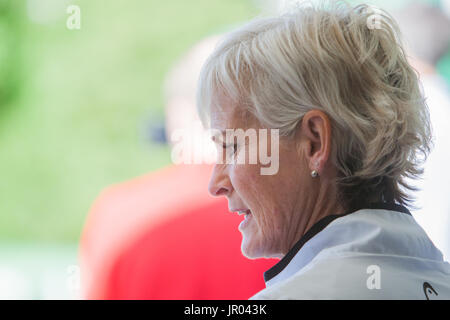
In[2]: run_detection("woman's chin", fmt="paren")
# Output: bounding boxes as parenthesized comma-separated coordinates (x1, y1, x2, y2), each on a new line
(240, 239, 258, 259)
(241, 237, 282, 260)
(240, 236, 268, 260)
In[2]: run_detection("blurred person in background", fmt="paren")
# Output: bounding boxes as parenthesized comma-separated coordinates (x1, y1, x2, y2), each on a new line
(79, 36, 276, 300)
(392, 2, 450, 261)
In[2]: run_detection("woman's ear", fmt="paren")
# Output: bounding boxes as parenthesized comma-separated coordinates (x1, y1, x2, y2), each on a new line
(298, 110, 332, 175)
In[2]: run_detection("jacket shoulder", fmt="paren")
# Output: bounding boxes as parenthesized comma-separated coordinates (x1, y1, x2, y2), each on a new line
(251, 254, 450, 300)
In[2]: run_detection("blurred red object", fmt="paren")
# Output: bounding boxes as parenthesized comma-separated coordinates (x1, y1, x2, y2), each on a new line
(80, 163, 277, 299)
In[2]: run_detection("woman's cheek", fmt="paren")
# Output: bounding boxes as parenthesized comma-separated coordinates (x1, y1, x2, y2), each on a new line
(231, 163, 259, 185)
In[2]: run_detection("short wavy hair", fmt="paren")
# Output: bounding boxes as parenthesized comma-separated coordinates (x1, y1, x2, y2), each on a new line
(196, 1, 432, 211)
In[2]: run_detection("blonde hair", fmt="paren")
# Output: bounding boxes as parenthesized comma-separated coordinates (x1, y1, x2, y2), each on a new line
(197, 1, 432, 210)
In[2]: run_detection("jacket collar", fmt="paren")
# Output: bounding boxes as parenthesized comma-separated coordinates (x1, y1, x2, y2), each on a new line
(263, 202, 412, 284)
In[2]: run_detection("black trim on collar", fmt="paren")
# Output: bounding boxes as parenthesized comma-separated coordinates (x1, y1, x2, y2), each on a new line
(263, 202, 411, 283)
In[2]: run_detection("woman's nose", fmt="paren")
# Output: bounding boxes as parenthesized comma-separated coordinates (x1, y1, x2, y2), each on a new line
(208, 165, 231, 197)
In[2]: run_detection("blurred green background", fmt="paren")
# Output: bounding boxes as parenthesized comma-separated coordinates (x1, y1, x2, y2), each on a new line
(0, 0, 259, 299)
(0, 0, 259, 243)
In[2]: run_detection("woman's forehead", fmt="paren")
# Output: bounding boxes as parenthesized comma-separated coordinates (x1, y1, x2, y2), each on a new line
(210, 103, 247, 128)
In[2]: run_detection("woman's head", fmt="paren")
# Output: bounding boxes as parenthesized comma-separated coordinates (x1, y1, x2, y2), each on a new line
(197, 1, 432, 258)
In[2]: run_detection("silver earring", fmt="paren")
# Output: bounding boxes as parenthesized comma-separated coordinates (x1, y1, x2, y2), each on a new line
(311, 170, 319, 178)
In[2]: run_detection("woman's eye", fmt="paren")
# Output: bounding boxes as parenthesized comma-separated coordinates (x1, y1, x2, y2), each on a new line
(223, 143, 238, 154)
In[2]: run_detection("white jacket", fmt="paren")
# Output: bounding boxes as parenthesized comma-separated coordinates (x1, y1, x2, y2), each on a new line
(251, 203, 450, 300)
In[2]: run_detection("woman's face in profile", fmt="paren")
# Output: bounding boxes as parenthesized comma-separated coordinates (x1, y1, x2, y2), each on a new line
(208, 97, 311, 259)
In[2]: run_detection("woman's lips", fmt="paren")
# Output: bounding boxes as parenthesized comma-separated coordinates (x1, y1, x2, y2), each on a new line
(235, 209, 251, 216)
(238, 211, 253, 230)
